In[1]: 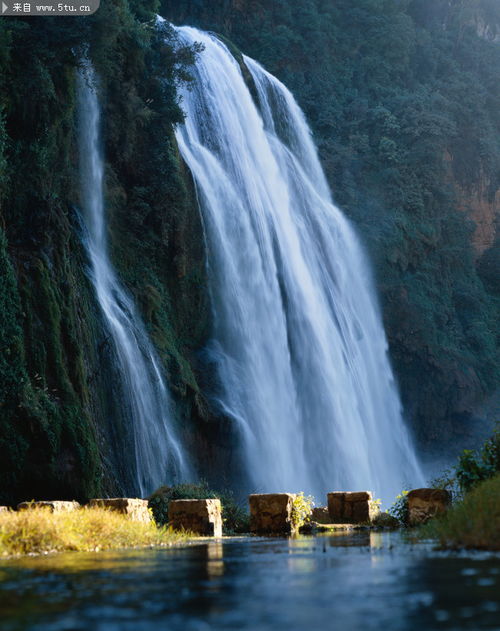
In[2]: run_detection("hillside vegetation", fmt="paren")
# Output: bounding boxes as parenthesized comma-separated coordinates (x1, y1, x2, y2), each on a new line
(0, 2, 214, 504)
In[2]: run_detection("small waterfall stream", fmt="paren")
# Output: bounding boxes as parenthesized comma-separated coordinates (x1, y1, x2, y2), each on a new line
(77, 65, 191, 496)
(173, 26, 424, 503)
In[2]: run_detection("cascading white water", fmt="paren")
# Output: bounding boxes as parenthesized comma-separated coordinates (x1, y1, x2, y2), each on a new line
(77, 65, 191, 496)
(173, 25, 424, 503)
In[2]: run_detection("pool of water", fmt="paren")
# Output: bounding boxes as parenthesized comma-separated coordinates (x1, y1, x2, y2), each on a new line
(0, 532, 498, 630)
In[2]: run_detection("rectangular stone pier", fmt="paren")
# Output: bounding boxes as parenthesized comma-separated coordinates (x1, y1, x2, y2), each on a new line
(249, 493, 295, 534)
(327, 491, 379, 524)
(168, 499, 222, 536)
(88, 498, 151, 523)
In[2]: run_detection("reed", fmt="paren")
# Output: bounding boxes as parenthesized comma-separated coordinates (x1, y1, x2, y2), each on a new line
(0, 506, 189, 557)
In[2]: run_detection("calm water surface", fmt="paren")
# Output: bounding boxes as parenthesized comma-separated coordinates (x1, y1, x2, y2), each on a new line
(0, 532, 499, 631)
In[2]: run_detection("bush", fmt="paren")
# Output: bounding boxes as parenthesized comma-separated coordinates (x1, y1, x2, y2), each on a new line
(0, 506, 187, 557)
(420, 474, 500, 550)
(217, 489, 250, 535)
(291, 493, 314, 531)
(455, 425, 500, 493)
(388, 490, 409, 526)
(148, 482, 250, 534)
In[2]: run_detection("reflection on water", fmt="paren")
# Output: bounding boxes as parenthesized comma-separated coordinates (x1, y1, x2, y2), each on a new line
(206, 541, 224, 580)
(0, 532, 499, 630)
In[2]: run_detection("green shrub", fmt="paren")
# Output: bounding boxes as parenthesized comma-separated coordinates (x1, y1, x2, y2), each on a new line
(420, 474, 500, 550)
(455, 426, 500, 493)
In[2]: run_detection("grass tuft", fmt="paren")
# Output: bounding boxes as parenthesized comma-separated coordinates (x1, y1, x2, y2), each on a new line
(420, 474, 500, 550)
(0, 507, 189, 557)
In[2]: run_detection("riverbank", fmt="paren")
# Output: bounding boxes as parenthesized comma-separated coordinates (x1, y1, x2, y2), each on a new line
(0, 506, 190, 557)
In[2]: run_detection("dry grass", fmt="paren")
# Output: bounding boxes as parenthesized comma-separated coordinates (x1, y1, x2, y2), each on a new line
(420, 474, 500, 550)
(0, 506, 189, 557)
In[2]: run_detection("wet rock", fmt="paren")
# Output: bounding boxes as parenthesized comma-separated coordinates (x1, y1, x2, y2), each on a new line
(327, 491, 379, 524)
(168, 499, 222, 536)
(407, 488, 451, 525)
(311, 507, 330, 524)
(88, 498, 151, 523)
(17, 501, 81, 513)
(249, 493, 295, 534)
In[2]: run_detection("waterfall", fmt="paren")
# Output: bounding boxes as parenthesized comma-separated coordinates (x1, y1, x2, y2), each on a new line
(173, 26, 424, 503)
(77, 64, 191, 497)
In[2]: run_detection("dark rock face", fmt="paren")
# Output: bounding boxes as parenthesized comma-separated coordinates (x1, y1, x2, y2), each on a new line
(168, 499, 222, 536)
(407, 488, 452, 525)
(328, 492, 379, 524)
(249, 493, 295, 534)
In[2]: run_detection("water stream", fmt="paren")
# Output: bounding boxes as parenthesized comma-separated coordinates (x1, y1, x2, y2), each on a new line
(173, 26, 423, 503)
(77, 65, 191, 496)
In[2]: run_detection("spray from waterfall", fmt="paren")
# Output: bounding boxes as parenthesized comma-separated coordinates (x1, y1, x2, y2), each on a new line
(77, 63, 191, 496)
(172, 25, 424, 504)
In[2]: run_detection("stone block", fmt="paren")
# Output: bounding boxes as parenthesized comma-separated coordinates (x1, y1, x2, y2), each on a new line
(327, 491, 378, 524)
(168, 499, 222, 536)
(407, 488, 451, 526)
(311, 507, 330, 524)
(345, 491, 371, 502)
(327, 493, 345, 522)
(249, 493, 295, 533)
(88, 498, 151, 523)
(17, 501, 81, 513)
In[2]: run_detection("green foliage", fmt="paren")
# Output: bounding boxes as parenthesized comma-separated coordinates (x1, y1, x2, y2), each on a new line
(455, 426, 500, 493)
(419, 474, 500, 550)
(388, 490, 409, 526)
(291, 493, 314, 531)
(148, 482, 249, 534)
(426, 424, 500, 502)
(217, 489, 250, 535)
